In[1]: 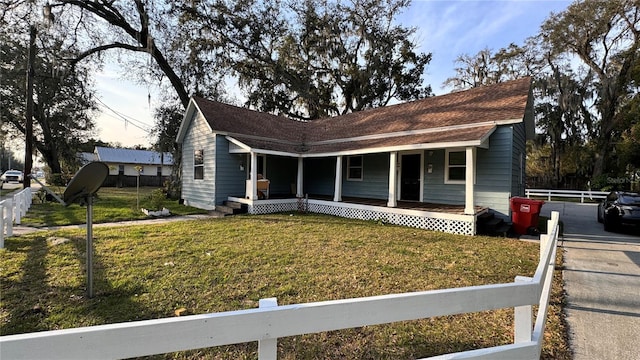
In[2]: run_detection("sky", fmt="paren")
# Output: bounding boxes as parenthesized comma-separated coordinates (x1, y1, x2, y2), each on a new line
(92, 0, 573, 149)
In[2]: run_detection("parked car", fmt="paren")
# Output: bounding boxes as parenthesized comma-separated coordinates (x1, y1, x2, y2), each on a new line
(597, 191, 640, 232)
(1, 170, 24, 183)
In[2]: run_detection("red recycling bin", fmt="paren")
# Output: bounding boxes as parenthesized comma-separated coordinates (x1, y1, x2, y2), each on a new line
(510, 197, 545, 235)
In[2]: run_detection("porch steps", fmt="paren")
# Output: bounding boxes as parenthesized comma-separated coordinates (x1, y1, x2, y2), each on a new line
(213, 201, 248, 217)
(477, 211, 512, 237)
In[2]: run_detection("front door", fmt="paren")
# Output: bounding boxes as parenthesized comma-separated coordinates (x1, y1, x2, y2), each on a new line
(400, 154, 421, 201)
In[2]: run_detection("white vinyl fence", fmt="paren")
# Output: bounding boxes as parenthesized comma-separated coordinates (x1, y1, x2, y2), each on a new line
(0, 187, 32, 248)
(526, 188, 608, 203)
(0, 211, 561, 360)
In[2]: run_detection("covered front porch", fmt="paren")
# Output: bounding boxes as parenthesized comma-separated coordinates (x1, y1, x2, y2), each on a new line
(227, 194, 487, 236)
(241, 146, 481, 207)
(233, 144, 486, 236)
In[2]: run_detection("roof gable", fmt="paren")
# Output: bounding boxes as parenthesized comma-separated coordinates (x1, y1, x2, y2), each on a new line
(181, 77, 532, 155)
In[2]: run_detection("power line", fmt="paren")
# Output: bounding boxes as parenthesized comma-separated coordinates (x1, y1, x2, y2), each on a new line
(95, 97, 152, 131)
(94, 97, 153, 132)
(98, 111, 151, 133)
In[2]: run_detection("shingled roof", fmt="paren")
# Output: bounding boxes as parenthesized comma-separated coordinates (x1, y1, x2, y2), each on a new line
(178, 77, 533, 156)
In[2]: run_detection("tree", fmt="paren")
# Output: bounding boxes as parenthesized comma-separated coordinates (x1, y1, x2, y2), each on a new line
(0, 28, 97, 184)
(532, 50, 594, 187)
(177, 0, 432, 120)
(616, 53, 640, 182)
(46, 0, 230, 108)
(443, 44, 533, 91)
(39, 0, 192, 108)
(150, 103, 183, 198)
(540, 0, 640, 178)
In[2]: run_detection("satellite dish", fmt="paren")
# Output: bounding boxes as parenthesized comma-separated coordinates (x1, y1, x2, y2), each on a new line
(62, 161, 109, 298)
(63, 162, 109, 206)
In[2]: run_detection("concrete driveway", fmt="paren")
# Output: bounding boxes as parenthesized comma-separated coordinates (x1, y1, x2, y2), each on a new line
(540, 202, 640, 360)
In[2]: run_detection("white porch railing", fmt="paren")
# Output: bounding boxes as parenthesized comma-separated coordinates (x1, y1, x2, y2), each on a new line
(0, 187, 32, 248)
(0, 211, 561, 360)
(525, 188, 608, 203)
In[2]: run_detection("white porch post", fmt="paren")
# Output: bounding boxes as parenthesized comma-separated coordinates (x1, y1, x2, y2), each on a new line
(296, 157, 304, 197)
(250, 151, 258, 200)
(464, 147, 475, 215)
(388, 151, 397, 207)
(334, 156, 343, 202)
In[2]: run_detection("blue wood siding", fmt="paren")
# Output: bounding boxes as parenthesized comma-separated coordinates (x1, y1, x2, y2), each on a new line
(266, 155, 298, 196)
(422, 126, 515, 218)
(424, 149, 465, 205)
(181, 111, 217, 210)
(342, 153, 389, 200)
(214, 136, 246, 204)
(511, 122, 526, 198)
(474, 126, 514, 218)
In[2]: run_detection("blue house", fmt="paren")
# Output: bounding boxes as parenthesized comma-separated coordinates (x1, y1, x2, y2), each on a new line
(176, 78, 534, 235)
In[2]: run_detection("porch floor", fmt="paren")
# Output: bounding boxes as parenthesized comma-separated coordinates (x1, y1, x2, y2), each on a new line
(244, 194, 486, 215)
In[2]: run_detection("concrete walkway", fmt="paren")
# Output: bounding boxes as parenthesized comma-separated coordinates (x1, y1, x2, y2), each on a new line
(541, 202, 640, 360)
(3, 182, 219, 237)
(10, 213, 217, 236)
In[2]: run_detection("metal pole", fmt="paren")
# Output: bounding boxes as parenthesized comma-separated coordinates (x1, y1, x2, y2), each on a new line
(86, 195, 94, 298)
(137, 173, 140, 209)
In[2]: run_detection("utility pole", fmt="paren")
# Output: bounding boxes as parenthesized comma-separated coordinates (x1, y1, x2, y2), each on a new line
(24, 25, 36, 189)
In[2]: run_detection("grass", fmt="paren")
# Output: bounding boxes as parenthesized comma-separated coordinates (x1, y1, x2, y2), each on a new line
(0, 212, 570, 359)
(20, 187, 207, 227)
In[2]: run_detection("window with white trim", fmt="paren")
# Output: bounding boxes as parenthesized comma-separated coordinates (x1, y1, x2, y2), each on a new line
(194, 149, 204, 180)
(347, 155, 363, 181)
(445, 149, 465, 183)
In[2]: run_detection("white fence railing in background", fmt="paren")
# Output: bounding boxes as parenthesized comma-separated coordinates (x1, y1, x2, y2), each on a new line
(15, 187, 33, 225)
(0, 187, 32, 248)
(0, 211, 561, 359)
(526, 188, 608, 203)
(0, 199, 14, 248)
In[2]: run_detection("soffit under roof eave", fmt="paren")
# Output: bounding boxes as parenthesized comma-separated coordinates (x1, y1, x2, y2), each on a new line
(300, 140, 487, 158)
(227, 139, 488, 158)
(477, 126, 496, 149)
(227, 139, 487, 158)
(226, 136, 251, 151)
(226, 136, 300, 157)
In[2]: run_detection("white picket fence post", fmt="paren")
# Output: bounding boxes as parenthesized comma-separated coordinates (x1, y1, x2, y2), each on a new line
(11, 188, 33, 225)
(514, 276, 533, 343)
(513, 210, 559, 350)
(5, 199, 13, 238)
(13, 193, 21, 225)
(258, 298, 278, 360)
(1, 187, 33, 247)
(1, 199, 14, 247)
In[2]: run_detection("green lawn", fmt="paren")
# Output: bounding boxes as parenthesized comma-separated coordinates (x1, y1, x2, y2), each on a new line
(20, 187, 207, 227)
(0, 212, 570, 359)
